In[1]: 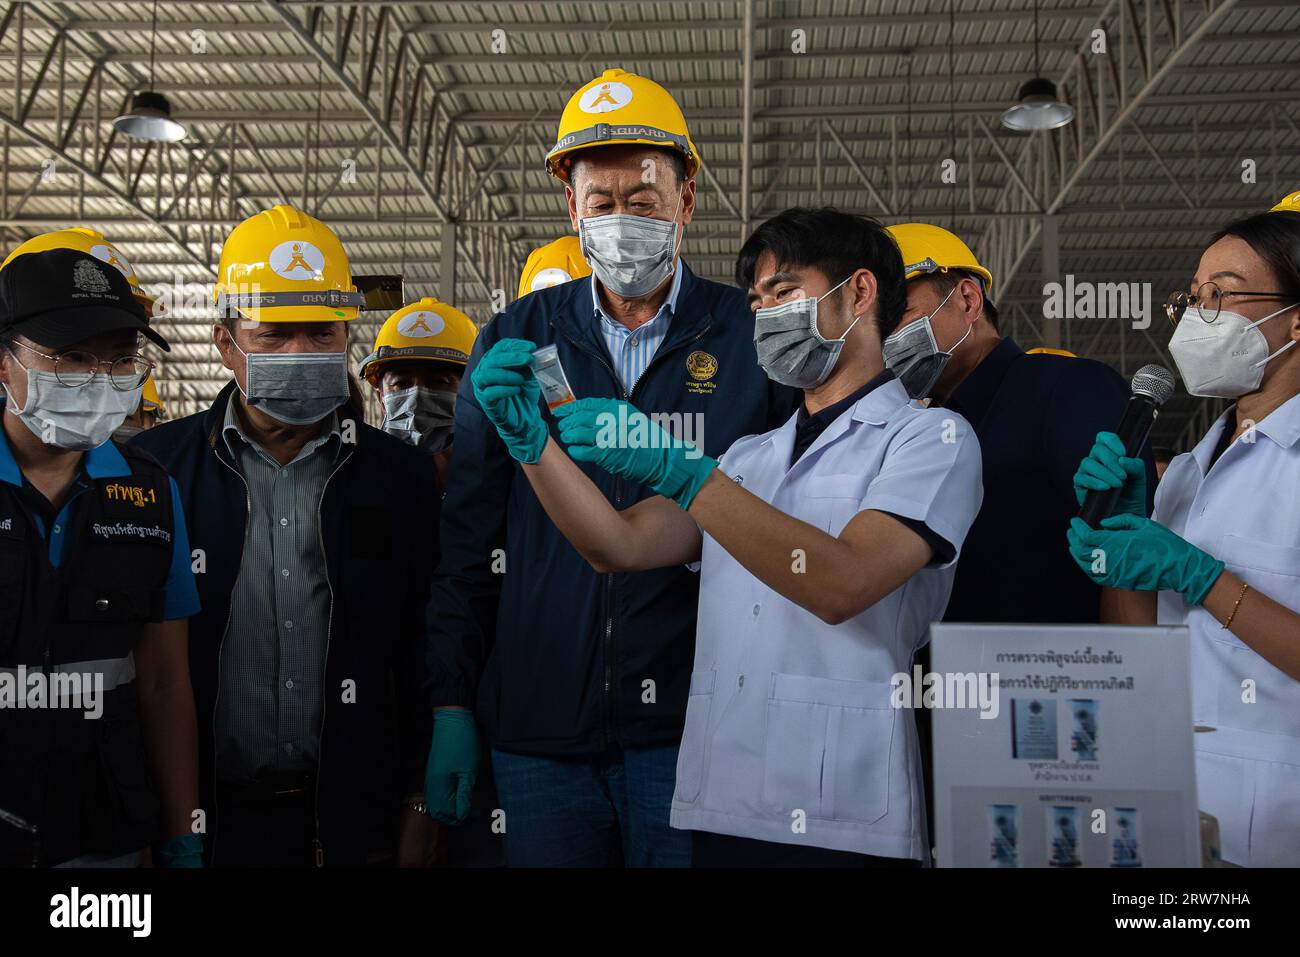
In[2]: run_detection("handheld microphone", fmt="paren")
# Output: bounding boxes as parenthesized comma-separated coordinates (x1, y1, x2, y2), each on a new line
(1078, 364, 1176, 527)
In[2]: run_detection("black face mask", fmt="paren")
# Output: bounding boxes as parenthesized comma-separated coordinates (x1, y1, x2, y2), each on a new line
(381, 386, 456, 454)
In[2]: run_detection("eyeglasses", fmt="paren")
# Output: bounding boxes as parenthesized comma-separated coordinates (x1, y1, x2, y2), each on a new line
(7, 340, 153, 389)
(1164, 281, 1296, 325)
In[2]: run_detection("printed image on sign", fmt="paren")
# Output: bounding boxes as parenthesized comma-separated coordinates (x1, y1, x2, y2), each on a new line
(930, 624, 1200, 868)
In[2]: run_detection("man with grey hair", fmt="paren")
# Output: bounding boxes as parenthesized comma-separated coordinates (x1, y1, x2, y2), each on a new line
(424, 68, 796, 867)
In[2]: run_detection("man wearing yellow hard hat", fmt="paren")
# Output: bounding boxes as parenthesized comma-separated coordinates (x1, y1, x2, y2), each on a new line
(132, 205, 442, 868)
(516, 236, 592, 299)
(359, 298, 477, 488)
(883, 222, 1155, 625)
(424, 68, 796, 868)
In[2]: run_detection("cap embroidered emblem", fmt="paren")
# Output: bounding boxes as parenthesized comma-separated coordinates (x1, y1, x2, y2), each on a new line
(72, 258, 111, 295)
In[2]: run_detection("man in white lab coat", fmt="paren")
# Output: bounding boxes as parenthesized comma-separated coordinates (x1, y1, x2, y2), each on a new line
(468, 207, 984, 865)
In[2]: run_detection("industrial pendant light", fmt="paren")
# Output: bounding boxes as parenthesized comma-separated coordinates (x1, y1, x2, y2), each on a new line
(113, 1, 187, 142)
(1001, 0, 1074, 132)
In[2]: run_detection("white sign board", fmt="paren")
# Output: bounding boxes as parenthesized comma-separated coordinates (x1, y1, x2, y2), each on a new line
(929, 623, 1200, 868)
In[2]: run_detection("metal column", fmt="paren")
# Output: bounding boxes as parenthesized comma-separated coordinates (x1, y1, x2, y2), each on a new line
(739, 0, 753, 241)
(440, 221, 458, 304)
(1040, 212, 1061, 349)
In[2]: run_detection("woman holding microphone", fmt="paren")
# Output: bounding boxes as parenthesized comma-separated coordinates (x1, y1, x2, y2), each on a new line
(1068, 194, 1300, 867)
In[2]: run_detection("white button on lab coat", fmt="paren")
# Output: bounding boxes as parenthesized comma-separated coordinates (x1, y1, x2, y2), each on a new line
(671, 377, 983, 860)
(1154, 392, 1300, 867)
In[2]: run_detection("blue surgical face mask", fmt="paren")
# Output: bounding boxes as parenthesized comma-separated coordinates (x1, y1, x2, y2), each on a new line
(231, 337, 349, 426)
(753, 274, 862, 389)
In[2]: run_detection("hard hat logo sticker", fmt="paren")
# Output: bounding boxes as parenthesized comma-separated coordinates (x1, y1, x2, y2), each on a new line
(531, 267, 574, 292)
(89, 243, 135, 280)
(579, 81, 633, 114)
(398, 311, 445, 338)
(269, 240, 327, 281)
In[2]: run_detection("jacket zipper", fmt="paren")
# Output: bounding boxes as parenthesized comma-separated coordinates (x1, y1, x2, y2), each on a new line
(551, 319, 712, 750)
(210, 448, 252, 868)
(551, 324, 623, 750)
(311, 444, 352, 867)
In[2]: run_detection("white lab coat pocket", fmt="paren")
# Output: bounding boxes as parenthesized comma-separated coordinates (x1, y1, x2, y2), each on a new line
(761, 674, 895, 824)
(674, 670, 715, 804)
(1250, 757, 1300, 867)
(1217, 534, 1300, 613)
(802, 475, 863, 536)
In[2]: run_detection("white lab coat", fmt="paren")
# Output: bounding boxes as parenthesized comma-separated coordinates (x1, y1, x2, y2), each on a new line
(670, 377, 983, 859)
(1154, 392, 1300, 867)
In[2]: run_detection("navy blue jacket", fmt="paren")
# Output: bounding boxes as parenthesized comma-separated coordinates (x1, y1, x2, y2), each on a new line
(942, 337, 1158, 624)
(133, 382, 439, 866)
(427, 262, 798, 756)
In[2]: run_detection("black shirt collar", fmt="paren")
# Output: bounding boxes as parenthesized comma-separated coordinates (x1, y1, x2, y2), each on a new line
(791, 368, 896, 467)
(946, 336, 1022, 425)
(797, 368, 896, 427)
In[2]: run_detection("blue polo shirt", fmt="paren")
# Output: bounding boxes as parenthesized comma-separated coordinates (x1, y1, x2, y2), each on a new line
(939, 336, 1157, 623)
(0, 417, 200, 621)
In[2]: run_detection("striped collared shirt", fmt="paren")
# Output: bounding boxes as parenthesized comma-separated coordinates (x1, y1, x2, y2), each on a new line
(214, 397, 343, 784)
(593, 263, 683, 394)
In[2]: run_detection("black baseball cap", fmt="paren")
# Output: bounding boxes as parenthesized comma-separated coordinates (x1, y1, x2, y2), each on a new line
(0, 247, 170, 352)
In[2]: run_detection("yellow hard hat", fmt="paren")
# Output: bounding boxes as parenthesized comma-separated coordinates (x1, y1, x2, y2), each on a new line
(1270, 190, 1300, 214)
(887, 222, 995, 300)
(517, 237, 592, 299)
(141, 375, 166, 415)
(545, 68, 700, 183)
(358, 297, 478, 386)
(213, 205, 363, 324)
(1026, 347, 1077, 358)
(2, 227, 159, 317)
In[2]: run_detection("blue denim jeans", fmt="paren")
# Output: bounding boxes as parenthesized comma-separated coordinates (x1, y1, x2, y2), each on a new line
(490, 745, 691, 867)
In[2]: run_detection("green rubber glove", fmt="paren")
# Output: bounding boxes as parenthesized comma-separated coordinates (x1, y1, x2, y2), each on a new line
(1073, 431, 1148, 519)
(553, 397, 718, 510)
(423, 709, 480, 826)
(155, 834, 204, 868)
(1066, 514, 1225, 606)
(470, 338, 548, 464)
